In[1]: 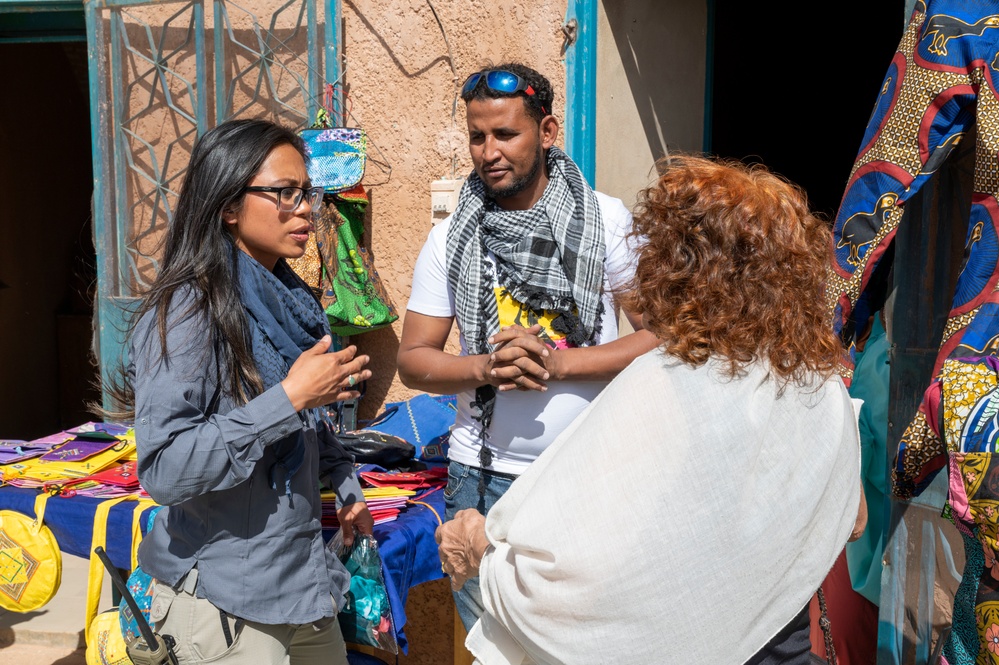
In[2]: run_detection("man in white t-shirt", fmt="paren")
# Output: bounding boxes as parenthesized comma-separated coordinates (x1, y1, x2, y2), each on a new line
(397, 62, 657, 630)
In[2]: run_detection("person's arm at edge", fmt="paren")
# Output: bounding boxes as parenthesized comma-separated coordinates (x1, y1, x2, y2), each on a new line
(544, 308, 658, 382)
(486, 306, 656, 384)
(536, 192, 659, 382)
(850, 483, 868, 542)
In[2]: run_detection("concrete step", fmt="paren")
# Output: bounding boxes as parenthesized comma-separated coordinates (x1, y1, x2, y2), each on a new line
(0, 551, 113, 663)
(0, 642, 86, 664)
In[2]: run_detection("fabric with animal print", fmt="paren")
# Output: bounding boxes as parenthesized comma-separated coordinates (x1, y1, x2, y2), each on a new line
(827, 2, 999, 660)
(826, 0, 999, 493)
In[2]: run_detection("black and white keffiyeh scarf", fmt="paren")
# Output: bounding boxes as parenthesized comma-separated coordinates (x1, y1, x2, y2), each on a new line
(445, 146, 605, 482)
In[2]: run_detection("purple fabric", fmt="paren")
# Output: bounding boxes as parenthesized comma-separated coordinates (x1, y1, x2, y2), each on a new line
(39, 438, 119, 463)
(0, 440, 49, 463)
(28, 432, 75, 445)
(67, 422, 131, 436)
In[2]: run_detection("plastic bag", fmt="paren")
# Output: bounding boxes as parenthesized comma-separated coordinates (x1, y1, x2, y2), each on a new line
(328, 531, 398, 654)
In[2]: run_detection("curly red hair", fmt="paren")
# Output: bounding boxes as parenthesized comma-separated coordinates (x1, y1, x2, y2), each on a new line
(625, 155, 842, 383)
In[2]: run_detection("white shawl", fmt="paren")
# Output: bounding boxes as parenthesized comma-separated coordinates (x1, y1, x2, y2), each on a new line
(467, 350, 861, 665)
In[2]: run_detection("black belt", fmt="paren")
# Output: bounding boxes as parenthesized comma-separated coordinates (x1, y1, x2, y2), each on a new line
(480, 467, 519, 481)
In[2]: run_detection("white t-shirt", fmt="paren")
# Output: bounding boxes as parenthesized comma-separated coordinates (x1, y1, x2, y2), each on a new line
(406, 191, 636, 475)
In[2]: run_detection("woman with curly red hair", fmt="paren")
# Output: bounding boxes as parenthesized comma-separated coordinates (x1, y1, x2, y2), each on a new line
(629, 154, 845, 382)
(436, 155, 863, 664)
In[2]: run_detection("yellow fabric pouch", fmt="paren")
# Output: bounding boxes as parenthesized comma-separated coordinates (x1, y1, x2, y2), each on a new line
(86, 609, 132, 665)
(0, 493, 62, 612)
(84, 495, 154, 665)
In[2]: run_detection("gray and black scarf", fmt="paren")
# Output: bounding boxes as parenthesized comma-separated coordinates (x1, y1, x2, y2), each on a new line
(445, 146, 605, 484)
(237, 251, 331, 497)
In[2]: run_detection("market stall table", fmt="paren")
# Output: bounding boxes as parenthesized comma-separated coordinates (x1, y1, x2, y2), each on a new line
(0, 483, 445, 653)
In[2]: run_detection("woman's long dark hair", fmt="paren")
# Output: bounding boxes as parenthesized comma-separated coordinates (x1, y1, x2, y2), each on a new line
(104, 119, 306, 418)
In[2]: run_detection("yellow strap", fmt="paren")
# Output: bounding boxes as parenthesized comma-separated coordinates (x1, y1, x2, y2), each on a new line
(85, 495, 140, 643)
(31, 492, 50, 534)
(130, 500, 157, 571)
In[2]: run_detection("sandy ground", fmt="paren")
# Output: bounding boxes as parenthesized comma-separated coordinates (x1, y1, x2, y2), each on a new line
(0, 642, 86, 665)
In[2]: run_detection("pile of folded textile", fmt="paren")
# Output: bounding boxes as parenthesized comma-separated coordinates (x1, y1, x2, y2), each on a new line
(0, 422, 145, 498)
(321, 466, 447, 529)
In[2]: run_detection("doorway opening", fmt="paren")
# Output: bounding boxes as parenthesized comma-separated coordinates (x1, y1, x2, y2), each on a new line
(710, 2, 906, 220)
(0, 40, 99, 440)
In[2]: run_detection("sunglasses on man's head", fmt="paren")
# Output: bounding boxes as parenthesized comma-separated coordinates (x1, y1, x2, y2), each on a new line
(461, 69, 549, 115)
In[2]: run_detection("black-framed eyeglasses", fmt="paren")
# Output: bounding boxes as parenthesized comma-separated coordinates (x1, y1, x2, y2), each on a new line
(460, 69, 548, 115)
(243, 185, 324, 212)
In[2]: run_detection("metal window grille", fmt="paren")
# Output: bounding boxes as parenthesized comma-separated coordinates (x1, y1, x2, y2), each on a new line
(83, 0, 341, 405)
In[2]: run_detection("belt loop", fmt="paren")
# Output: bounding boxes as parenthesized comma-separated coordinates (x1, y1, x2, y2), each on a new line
(181, 567, 199, 595)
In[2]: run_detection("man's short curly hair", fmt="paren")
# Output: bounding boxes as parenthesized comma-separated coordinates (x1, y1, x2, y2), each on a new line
(460, 62, 554, 123)
(625, 154, 842, 384)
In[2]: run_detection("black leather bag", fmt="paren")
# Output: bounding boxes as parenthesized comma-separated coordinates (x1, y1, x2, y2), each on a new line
(336, 429, 415, 468)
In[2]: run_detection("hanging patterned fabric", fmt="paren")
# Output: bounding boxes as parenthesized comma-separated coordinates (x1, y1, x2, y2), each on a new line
(827, 1, 999, 660)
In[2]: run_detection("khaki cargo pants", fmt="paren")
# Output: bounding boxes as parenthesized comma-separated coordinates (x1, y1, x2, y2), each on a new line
(149, 570, 348, 665)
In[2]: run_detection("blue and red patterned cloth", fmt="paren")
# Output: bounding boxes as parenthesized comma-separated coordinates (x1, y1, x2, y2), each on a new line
(828, 2, 999, 660)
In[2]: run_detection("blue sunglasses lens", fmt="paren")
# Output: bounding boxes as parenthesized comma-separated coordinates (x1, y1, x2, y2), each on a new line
(463, 70, 524, 96)
(485, 70, 521, 93)
(462, 73, 483, 96)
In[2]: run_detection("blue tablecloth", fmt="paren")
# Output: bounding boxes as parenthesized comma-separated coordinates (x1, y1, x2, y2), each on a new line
(0, 485, 445, 653)
(0, 487, 149, 570)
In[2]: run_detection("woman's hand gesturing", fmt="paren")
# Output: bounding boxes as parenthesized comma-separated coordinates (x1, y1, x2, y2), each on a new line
(281, 335, 372, 411)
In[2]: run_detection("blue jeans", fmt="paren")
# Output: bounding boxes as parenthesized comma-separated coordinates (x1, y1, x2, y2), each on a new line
(444, 461, 516, 632)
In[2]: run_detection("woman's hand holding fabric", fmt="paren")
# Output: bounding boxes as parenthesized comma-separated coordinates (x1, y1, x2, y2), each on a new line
(486, 324, 552, 392)
(281, 335, 372, 411)
(435, 508, 490, 591)
(337, 501, 375, 547)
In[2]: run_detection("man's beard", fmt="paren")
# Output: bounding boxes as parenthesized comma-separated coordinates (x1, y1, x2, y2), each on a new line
(482, 146, 544, 201)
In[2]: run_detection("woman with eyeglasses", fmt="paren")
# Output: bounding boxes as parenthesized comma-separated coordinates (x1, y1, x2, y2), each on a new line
(436, 155, 864, 664)
(106, 118, 373, 665)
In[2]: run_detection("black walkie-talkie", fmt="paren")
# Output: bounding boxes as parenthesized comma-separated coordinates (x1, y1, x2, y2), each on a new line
(93, 546, 180, 665)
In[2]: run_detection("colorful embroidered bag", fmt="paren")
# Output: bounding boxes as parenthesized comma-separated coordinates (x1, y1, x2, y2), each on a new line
(365, 394, 456, 462)
(2, 429, 135, 486)
(287, 187, 399, 336)
(0, 492, 61, 612)
(303, 127, 367, 193)
(288, 84, 398, 335)
(300, 85, 367, 193)
(118, 506, 163, 644)
(86, 609, 131, 665)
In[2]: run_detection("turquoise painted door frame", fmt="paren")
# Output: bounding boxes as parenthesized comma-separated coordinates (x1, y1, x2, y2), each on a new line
(82, 0, 341, 408)
(564, 0, 596, 187)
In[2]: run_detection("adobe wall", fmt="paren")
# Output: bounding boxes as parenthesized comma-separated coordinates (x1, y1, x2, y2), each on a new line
(89, 0, 566, 425)
(341, 0, 569, 419)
